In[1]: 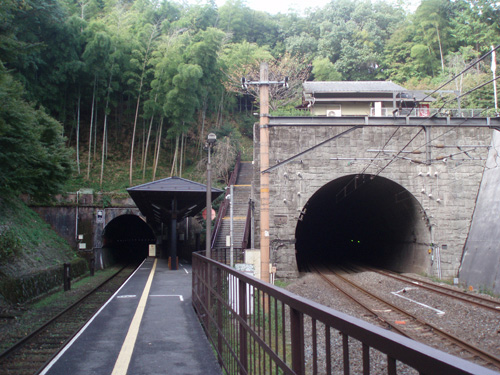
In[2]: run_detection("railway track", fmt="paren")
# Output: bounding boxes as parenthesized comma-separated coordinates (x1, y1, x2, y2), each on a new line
(312, 265, 500, 371)
(0, 264, 137, 375)
(363, 266, 500, 314)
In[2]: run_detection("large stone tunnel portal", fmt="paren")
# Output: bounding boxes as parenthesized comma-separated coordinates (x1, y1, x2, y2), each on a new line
(103, 214, 155, 263)
(295, 174, 431, 273)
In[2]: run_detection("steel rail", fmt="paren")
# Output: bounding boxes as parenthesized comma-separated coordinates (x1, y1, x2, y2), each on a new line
(311, 265, 412, 338)
(314, 266, 500, 371)
(365, 267, 500, 314)
(0, 264, 134, 374)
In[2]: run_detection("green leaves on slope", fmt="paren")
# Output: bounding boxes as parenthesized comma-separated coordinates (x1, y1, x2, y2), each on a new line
(0, 65, 73, 199)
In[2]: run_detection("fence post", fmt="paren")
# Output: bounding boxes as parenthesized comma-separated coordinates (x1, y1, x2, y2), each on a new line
(205, 260, 210, 329)
(290, 307, 304, 375)
(217, 267, 223, 367)
(238, 278, 248, 374)
(63, 263, 71, 291)
(193, 256, 199, 309)
(89, 255, 95, 277)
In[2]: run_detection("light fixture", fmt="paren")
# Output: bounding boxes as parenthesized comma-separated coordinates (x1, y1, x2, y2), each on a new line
(205, 132, 217, 259)
(207, 132, 217, 144)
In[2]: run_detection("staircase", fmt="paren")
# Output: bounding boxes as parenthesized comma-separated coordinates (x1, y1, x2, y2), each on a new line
(212, 160, 253, 261)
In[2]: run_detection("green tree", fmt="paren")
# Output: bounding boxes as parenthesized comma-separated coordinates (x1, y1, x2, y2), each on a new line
(128, 19, 161, 185)
(0, 65, 73, 199)
(380, 20, 419, 82)
(413, 0, 452, 75)
(311, 57, 342, 81)
(449, 0, 500, 55)
(313, 0, 403, 80)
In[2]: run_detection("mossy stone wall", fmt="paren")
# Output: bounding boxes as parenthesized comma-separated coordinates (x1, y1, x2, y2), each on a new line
(0, 258, 88, 303)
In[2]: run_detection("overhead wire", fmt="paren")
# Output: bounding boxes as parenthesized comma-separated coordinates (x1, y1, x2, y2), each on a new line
(419, 44, 500, 103)
(374, 106, 493, 178)
(403, 44, 499, 117)
(337, 45, 500, 200)
(361, 126, 400, 175)
(369, 43, 500, 177)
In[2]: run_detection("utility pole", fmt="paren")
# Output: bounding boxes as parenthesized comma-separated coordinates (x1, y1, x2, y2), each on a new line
(229, 184, 234, 267)
(206, 133, 217, 259)
(492, 46, 498, 112)
(242, 62, 288, 282)
(260, 62, 270, 283)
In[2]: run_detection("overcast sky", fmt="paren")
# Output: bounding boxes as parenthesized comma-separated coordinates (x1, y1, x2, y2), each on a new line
(210, 0, 422, 15)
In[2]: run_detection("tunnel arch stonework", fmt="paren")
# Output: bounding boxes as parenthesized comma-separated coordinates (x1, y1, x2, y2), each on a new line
(253, 124, 493, 280)
(295, 174, 432, 274)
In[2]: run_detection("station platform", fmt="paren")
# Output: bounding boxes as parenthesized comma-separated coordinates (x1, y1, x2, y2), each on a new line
(40, 258, 222, 375)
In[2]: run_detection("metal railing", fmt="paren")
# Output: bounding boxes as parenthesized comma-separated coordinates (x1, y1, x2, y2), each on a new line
(212, 153, 242, 250)
(370, 107, 490, 118)
(192, 253, 499, 375)
(211, 247, 245, 265)
(241, 200, 252, 250)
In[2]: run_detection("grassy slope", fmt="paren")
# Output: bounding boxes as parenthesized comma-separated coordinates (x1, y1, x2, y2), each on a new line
(0, 194, 78, 279)
(0, 118, 253, 306)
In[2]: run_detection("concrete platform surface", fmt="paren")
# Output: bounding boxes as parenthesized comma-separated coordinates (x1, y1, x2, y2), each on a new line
(40, 258, 222, 375)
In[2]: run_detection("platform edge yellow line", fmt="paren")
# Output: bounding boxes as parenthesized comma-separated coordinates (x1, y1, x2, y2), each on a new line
(111, 258, 157, 375)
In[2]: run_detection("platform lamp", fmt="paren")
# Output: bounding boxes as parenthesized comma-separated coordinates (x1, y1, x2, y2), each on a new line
(206, 132, 216, 259)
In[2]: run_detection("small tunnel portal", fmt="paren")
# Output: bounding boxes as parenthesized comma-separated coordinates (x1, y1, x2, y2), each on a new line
(295, 174, 431, 273)
(103, 214, 155, 263)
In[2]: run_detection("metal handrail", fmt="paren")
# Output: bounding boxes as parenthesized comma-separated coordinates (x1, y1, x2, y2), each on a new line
(241, 199, 252, 250)
(192, 253, 499, 375)
(211, 153, 241, 250)
(210, 247, 245, 265)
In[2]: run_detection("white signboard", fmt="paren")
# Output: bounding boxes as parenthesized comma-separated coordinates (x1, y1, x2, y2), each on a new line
(149, 244, 156, 257)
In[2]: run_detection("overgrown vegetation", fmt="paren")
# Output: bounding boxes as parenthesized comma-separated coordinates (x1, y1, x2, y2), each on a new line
(0, 194, 79, 279)
(0, 0, 499, 304)
(0, 266, 121, 351)
(1, 0, 498, 198)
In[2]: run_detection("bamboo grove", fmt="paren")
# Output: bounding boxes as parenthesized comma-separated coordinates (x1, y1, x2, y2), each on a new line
(0, 0, 499, 197)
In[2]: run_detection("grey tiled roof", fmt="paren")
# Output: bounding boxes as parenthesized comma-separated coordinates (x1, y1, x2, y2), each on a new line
(128, 176, 219, 193)
(303, 81, 408, 93)
(127, 177, 223, 225)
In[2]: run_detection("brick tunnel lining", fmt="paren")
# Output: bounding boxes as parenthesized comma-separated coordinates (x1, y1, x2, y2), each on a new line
(103, 214, 155, 263)
(295, 175, 431, 273)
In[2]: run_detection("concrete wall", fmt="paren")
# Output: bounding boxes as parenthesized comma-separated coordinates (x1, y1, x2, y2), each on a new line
(459, 131, 500, 294)
(254, 123, 493, 281)
(31, 194, 141, 257)
(312, 102, 371, 116)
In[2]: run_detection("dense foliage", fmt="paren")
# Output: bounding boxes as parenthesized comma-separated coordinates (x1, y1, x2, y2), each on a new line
(0, 0, 499, 194)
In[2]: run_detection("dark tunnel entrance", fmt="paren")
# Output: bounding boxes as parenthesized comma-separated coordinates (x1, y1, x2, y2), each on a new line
(103, 214, 155, 264)
(295, 174, 431, 274)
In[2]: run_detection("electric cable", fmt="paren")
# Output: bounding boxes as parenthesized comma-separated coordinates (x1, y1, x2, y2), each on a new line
(361, 126, 401, 175)
(373, 107, 494, 178)
(403, 44, 500, 117)
(336, 106, 494, 204)
(419, 44, 500, 103)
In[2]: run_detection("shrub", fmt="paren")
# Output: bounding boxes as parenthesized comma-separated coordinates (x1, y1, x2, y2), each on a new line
(0, 227, 21, 263)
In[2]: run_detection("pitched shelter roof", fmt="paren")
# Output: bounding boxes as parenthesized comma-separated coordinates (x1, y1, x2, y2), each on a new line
(303, 81, 407, 93)
(127, 176, 223, 230)
(303, 81, 434, 102)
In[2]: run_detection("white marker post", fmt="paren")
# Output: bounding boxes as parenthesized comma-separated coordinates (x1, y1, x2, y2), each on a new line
(492, 46, 498, 112)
